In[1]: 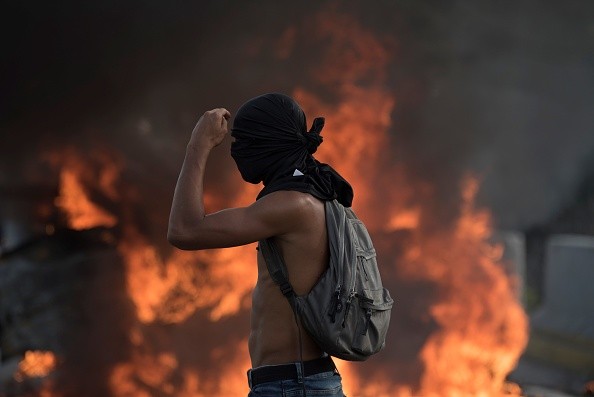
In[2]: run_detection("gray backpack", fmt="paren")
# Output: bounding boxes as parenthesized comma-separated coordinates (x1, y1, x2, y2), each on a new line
(259, 199, 394, 361)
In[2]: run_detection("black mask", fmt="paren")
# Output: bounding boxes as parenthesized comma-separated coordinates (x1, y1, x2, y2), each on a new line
(231, 93, 353, 207)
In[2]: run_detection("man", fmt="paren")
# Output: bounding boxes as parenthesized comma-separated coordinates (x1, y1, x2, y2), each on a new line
(168, 93, 353, 396)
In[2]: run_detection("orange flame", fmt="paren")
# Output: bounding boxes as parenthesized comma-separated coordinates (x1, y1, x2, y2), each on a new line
(47, 8, 528, 397)
(49, 148, 120, 230)
(413, 176, 528, 397)
(109, 338, 251, 397)
(14, 350, 57, 382)
(55, 167, 117, 230)
(291, 9, 528, 397)
(118, 227, 257, 324)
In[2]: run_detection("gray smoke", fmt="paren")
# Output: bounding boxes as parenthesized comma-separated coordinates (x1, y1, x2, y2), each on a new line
(3, 0, 593, 231)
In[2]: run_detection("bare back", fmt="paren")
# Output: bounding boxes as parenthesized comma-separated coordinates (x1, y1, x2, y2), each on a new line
(248, 191, 328, 367)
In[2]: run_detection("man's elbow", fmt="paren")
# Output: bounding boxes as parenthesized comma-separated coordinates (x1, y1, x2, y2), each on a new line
(167, 230, 206, 251)
(167, 228, 190, 250)
(167, 233, 182, 249)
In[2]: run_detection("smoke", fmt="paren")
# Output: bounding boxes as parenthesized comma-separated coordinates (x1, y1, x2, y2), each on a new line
(408, 1, 594, 230)
(3, 0, 593, 231)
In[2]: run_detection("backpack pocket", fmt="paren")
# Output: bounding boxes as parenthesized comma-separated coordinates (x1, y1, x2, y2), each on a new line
(352, 288, 394, 355)
(349, 218, 376, 258)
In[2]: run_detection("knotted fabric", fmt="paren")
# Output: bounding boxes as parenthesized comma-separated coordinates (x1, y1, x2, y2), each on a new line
(230, 93, 353, 207)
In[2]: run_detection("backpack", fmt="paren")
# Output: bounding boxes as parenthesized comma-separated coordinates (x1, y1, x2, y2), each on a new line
(259, 199, 394, 361)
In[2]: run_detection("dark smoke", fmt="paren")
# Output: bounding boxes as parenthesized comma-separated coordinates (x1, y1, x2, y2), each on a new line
(3, 1, 593, 231)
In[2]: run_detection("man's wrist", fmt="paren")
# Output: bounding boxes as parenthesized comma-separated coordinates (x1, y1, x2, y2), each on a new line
(186, 140, 212, 156)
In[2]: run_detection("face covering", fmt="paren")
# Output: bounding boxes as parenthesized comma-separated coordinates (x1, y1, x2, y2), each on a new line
(230, 93, 354, 207)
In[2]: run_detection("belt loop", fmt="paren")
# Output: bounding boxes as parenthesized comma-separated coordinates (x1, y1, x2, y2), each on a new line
(295, 361, 304, 385)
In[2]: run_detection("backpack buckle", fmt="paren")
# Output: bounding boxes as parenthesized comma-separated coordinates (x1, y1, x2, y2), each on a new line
(280, 282, 294, 297)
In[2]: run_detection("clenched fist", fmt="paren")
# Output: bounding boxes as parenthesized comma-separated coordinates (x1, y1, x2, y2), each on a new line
(189, 108, 231, 150)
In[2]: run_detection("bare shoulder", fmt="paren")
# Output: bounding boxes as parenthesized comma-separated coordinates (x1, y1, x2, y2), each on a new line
(256, 190, 323, 215)
(253, 191, 325, 231)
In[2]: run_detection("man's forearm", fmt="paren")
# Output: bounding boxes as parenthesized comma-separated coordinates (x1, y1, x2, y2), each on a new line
(167, 108, 230, 248)
(168, 143, 211, 240)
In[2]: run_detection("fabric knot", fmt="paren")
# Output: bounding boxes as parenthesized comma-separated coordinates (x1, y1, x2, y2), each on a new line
(304, 117, 325, 154)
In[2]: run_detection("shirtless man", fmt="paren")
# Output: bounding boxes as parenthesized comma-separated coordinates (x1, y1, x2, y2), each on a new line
(168, 94, 351, 396)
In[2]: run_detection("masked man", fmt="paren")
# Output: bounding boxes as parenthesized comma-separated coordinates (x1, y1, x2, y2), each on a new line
(168, 93, 353, 396)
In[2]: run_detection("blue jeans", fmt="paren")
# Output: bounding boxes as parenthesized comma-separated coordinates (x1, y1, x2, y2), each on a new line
(247, 365, 345, 396)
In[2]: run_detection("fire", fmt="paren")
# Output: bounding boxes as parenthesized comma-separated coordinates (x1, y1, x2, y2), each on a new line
(118, 226, 256, 323)
(49, 147, 120, 230)
(42, 7, 528, 397)
(412, 176, 528, 397)
(292, 9, 527, 397)
(55, 167, 117, 230)
(333, 176, 527, 397)
(14, 350, 57, 382)
(388, 207, 421, 231)
(109, 338, 251, 397)
(47, 149, 258, 396)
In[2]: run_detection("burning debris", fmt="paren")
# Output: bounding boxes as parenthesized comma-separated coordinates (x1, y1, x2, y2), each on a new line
(0, 11, 529, 397)
(26, 1, 594, 396)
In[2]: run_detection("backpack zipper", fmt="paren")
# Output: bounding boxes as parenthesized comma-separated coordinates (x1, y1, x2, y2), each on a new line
(342, 255, 361, 327)
(342, 290, 356, 328)
(328, 284, 342, 323)
(361, 308, 373, 335)
(360, 259, 369, 281)
(333, 207, 352, 326)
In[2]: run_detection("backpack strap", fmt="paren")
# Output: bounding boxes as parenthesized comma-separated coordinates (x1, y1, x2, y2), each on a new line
(258, 238, 298, 310)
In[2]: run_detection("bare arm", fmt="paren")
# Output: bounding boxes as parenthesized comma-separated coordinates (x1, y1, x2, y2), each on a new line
(168, 108, 230, 248)
(168, 108, 311, 250)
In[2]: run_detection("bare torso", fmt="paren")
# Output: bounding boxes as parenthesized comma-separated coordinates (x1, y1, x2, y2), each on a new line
(248, 193, 328, 368)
